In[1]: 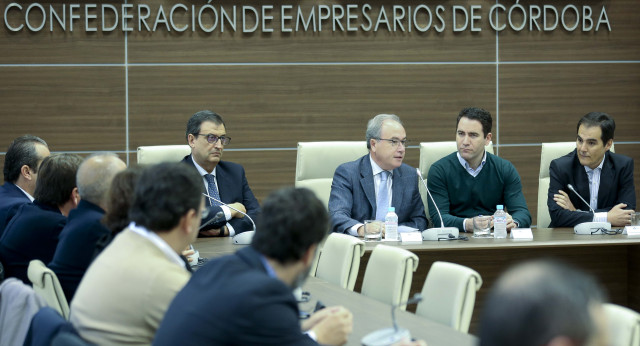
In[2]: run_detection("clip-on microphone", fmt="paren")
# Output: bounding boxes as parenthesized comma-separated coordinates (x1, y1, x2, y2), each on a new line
(416, 169, 460, 240)
(203, 193, 257, 244)
(361, 293, 423, 346)
(566, 184, 611, 234)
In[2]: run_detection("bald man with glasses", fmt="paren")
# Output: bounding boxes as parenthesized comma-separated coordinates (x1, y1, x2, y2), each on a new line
(329, 114, 427, 236)
(182, 110, 260, 237)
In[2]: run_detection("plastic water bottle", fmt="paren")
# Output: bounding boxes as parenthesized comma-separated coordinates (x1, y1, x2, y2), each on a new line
(385, 207, 398, 241)
(494, 205, 507, 239)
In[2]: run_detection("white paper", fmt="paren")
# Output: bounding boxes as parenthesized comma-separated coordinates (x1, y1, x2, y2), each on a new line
(623, 225, 640, 236)
(400, 232, 423, 244)
(510, 228, 533, 240)
(398, 225, 419, 233)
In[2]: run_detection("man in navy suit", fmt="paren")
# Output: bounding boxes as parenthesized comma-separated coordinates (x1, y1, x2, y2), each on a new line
(328, 114, 427, 236)
(49, 153, 126, 300)
(548, 112, 636, 227)
(0, 135, 50, 235)
(0, 153, 82, 283)
(154, 187, 353, 346)
(181, 110, 260, 236)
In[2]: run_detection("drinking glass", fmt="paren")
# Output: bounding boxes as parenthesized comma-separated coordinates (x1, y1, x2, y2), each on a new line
(364, 220, 384, 241)
(473, 215, 493, 238)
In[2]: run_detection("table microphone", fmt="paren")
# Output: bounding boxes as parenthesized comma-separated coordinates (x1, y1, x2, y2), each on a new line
(416, 168, 460, 240)
(361, 293, 423, 346)
(203, 193, 257, 244)
(565, 184, 611, 234)
(199, 211, 225, 231)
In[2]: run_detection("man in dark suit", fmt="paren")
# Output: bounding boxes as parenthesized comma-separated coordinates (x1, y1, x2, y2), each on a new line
(0, 135, 50, 235)
(548, 112, 636, 227)
(182, 110, 260, 236)
(48, 153, 126, 300)
(0, 154, 82, 283)
(328, 114, 427, 236)
(154, 187, 353, 346)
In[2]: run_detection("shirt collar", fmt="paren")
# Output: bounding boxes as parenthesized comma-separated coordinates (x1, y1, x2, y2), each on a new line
(584, 153, 606, 174)
(260, 255, 278, 278)
(127, 221, 187, 269)
(191, 156, 217, 177)
(15, 184, 34, 202)
(457, 150, 487, 171)
(369, 154, 391, 177)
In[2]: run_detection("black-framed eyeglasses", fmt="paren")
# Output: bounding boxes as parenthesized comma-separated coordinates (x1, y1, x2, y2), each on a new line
(590, 228, 623, 235)
(375, 138, 410, 148)
(196, 133, 231, 145)
(438, 234, 469, 241)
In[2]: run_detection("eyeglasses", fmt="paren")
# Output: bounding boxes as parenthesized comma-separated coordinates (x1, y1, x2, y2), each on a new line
(376, 138, 410, 148)
(196, 133, 231, 145)
(590, 228, 623, 235)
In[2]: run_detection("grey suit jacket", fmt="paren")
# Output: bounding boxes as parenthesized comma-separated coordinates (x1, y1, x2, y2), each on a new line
(328, 154, 427, 233)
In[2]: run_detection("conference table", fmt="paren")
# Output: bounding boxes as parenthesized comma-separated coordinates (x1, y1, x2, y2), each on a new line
(195, 228, 640, 334)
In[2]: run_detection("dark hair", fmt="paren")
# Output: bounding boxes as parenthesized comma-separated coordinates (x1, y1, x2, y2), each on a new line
(129, 162, 204, 232)
(577, 112, 615, 144)
(3, 135, 48, 183)
(102, 165, 145, 235)
(456, 107, 492, 137)
(479, 259, 606, 346)
(252, 187, 329, 264)
(34, 154, 83, 206)
(185, 110, 226, 143)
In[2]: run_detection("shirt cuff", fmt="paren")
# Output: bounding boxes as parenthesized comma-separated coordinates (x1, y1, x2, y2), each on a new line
(226, 223, 235, 237)
(593, 212, 608, 223)
(305, 330, 317, 342)
(220, 205, 232, 221)
(348, 223, 363, 237)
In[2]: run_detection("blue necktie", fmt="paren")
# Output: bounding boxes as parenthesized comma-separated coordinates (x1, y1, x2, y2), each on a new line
(205, 174, 221, 206)
(376, 171, 390, 221)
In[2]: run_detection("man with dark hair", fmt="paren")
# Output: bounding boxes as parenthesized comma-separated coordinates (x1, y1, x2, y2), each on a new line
(329, 113, 427, 236)
(548, 112, 635, 227)
(0, 135, 50, 234)
(154, 187, 353, 346)
(70, 162, 203, 345)
(182, 110, 260, 237)
(479, 259, 607, 346)
(48, 153, 126, 301)
(0, 153, 82, 282)
(427, 107, 531, 232)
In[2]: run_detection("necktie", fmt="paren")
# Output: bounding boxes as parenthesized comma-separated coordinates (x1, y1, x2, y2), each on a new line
(376, 171, 390, 221)
(205, 174, 221, 206)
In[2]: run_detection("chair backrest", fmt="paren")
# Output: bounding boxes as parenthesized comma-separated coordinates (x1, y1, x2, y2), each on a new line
(314, 233, 365, 291)
(295, 142, 368, 208)
(418, 141, 494, 223)
(27, 260, 69, 320)
(415, 261, 483, 333)
(537, 142, 614, 228)
(361, 244, 419, 310)
(603, 303, 640, 346)
(136, 145, 191, 165)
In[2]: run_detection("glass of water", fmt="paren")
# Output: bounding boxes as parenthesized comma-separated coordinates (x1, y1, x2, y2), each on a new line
(473, 215, 493, 238)
(364, 220, 384, 241)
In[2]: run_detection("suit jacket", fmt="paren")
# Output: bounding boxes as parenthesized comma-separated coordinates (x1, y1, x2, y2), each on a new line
(154, 246, 317, 346)
(48, 200, 110, 301)
(70, 228, 190, 346)
(328, 154, 428, 233)
(0, 183, 31, 237)
(182, 155, 260, 234)
(548, 149, 636, 227)
(0, 201, 66, 283)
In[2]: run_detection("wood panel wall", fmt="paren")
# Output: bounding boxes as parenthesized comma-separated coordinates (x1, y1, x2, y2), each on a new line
(1, 0, 639, 228)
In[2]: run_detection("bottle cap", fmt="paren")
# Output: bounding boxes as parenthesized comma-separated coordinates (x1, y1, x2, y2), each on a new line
(497, 205, 504, 210)
(388, 207, 395, 212)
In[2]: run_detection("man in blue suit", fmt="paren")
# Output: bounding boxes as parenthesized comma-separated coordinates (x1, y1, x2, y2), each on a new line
(548, 112, 636, 227)
(181, 110, 260, 236)
(154, 187, 353, 346)
(329, 114, 427, 236)
(0, 153, 82, 283)
(49, 153, 126, 300)
(0, 135, 50, 235)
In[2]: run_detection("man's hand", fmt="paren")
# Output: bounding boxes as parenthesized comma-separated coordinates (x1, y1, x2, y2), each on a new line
(505, 213, 517, 231)
(199, 226, 228, 237)
(607, 203, 634, 227)
(228, 202, 246, 218)
(554, 190, 576, 211)
(357, 225, 365, 237)
(309, 306, 353, 346)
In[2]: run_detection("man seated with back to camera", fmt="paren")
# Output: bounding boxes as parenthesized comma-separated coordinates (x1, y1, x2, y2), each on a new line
(427, 107, 531, 232)
(548, 112, 635, 228)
